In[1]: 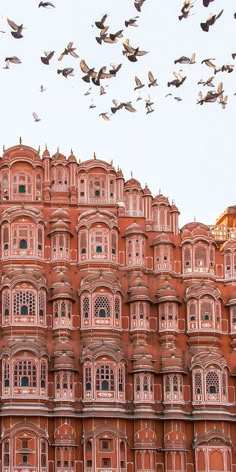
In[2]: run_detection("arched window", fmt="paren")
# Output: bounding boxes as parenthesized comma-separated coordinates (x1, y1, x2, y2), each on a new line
(192, 366, 227, 404)
(134, 373, 154, 402)
(94, 296, 111, 318)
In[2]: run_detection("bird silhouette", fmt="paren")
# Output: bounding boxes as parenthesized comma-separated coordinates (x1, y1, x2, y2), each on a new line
(40, 85, 48, 92)
(125, 16, 139, 27)
(203, 0, 214, 6)
(109, 30, 123, 42)
(179, 0, 194, 20)
(38, 1, 55, 6)
(198, 76, 215, 87)
(5, 56, 22, 65)
(89, 100, 96, 109)
(174, 53, 196, 64)
(41, 51, 55, 65)
(57, 67, 74, 78)
(167, 71, 186, 87)
(134, 0, 146, 12)
(95, 26, 109, 45)
(109, 63, 122, 76)
(99, 113, 111, 121)
(58, 42, 79, 60)
(200, 10, 223, 32)
(33, 112, 41, 122)
(148, 70, 158, 87)
(122, 39, 148, 62)
(80, 60, 113, 85)
(84, 87, 92, 96)
(7, 18, 25, 39)
(95, 14, 108, 29)
(134, 76, 145, 90)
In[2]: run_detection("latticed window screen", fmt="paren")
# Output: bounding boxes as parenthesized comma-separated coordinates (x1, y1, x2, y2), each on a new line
(173, 375, 178, 391)
(194, 372, 202, 394)
(94, 296, 111, 318)
(114, 297, 120, 319)
(40, 363, 46, 387)
(85, 367, 92, 390)
(206, 371, 219, 394)
(165, 375, 170, 392)
(136, 376, 140, 391)
(39, 291, 45, 316)
(13, 291, 36, 316)
(96, 365, 114, 391)
(4, 363, 10, 386)
(83, 296, 90, 318)
(14, 361, 37, 387)
(222, 371, 227, 395)
(118, 367, 123, 391)
(3, 290, 10, 315)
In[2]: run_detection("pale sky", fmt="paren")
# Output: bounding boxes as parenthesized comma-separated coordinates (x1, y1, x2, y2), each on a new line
(1, 0, 235, 227)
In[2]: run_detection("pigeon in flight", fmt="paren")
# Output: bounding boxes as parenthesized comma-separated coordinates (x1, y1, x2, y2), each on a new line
(57, 67, 74, 78)
(122, 38, 148, 62)
(125, 16, 139, 27)
(134, 0, 146, 12)
(174, 53, 196, 64)
(38, 1, 55, 6)
(167, 71, 186, 88)
(7, 18, 25, 39)
(33, 112, 41, 122)
(200, 10, 223, 32)
(148, 70, 158, 87)
(134, 76, 145, 90)
(41, 51, 55, 65)
(95, 14, 108, 29)
(58, 42, 79, 61)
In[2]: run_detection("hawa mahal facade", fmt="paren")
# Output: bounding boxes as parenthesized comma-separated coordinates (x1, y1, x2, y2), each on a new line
(0, 141, 236, 472)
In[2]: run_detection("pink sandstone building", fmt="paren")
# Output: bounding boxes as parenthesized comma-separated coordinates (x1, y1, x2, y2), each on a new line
(0, 141, 236, 472)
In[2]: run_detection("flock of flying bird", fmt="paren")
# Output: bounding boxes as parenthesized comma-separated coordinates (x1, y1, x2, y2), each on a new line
(2, 0, 236, 122)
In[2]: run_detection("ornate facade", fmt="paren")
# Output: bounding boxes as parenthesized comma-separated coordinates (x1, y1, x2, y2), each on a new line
(0, 142, 236, 471)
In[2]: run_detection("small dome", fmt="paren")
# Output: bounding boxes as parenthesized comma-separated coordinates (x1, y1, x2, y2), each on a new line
(152, 232, 175, 246)
(42, 148, 50, 158)
(143, 185, 152, 196)
(116, 168, 124, 179)
(125, 222, 145, 236)
(153, 193, 169, 205)
(132, 344, 154, 372)
(156, 280, 180, 303)
(124, 178, 141, 189)
(54, 354, 74, 369)
(50, 208, 70, 222)
(128, 275, 149, 301)
(161, 352, 186, 373)
(68, 151, 77, 162)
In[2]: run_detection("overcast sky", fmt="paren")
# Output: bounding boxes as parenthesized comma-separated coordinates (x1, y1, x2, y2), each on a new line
(1, 0, 235, 226)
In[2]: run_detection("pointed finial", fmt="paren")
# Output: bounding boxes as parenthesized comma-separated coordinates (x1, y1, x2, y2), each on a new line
(57, 146, 59, 154)
(159, 188, 161, 194)
(45, 143, 47, 150)
(71, 148, 74, 155)
(93, 152, 96, 159)
(79, 158, 81, 164)
(110, 159, 113, 165)
(131, 170, 133, 178)
(19, 137, 22, 144)
(194, 216, 196, 222)
(38, 145, 40, 154)
(3, 145, 5, 152)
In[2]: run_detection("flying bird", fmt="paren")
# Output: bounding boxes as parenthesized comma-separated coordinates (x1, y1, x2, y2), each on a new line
(99, 113, 111, 121)
(58, 42, 79, 60)
(40, 85, 48, 92)
(134, 0, 146, 12)
(99, 85, 108, 95)
(179, 0, 194, 20)
(84, 87, 92, 96)
(174, 53, 196, 64)
(80, 59, 113, 85)
(33, 112, 41, 122)
(122, 38, 148, 62)
(109, 29, 123, 42)
(109, 63, 122, 76)
(89, 100, 96, 109)
(134, 76, 145, 90)
(200, 10, 223, 32)
(167, 71, 186, 88)
(7, 18, 25, 39)
(38, 1, 55, 6)
(40, 51, 55, 65)
(111, 100, 136, 114)
(148, 70, 158, 87)
(203, 0, 214, 6)
(95, 14, 108, 29)
(197, 76, 215, 87)
(125, 16, 139, 27)
(146, 104, 154, 114)
(5, 56, 21, 65)
(218, 94, 227, 109)
(57, 67, 74, 78)
(95, 26, 109, 44)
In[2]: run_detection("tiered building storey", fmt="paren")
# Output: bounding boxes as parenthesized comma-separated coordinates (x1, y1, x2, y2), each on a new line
(1, 142, 236, 472)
